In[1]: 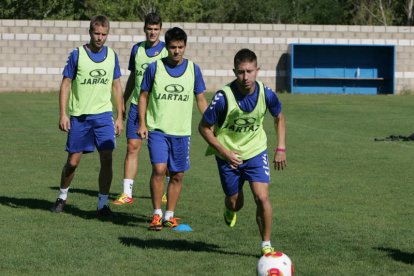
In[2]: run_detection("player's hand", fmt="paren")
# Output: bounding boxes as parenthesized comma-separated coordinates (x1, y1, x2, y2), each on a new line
(59, 115, 70, 132)
(225, 151, 243, 169)
(273, 151, 287, 170)
(114, 118, 123, 136)
(137, 125, 148, 139)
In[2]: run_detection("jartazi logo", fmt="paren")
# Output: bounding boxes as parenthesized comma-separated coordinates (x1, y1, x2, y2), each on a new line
(141, 63, 149, 70)
(89, 69, 107, 78)
(165, 84, 184, 93)
(222, 117, 259, 132)
(234, 117, 256, 126)
(80, 69, 109, 85)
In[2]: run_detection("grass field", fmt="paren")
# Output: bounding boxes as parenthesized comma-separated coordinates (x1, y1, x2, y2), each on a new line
(0, 92, 413, 275)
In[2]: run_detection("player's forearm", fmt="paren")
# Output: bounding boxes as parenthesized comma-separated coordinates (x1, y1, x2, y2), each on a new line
(112, 79, 124, 120)
(199, 121, 226, 156)
(138, 91, 148, 126)
(275, 113, 286, 149)
(196, 93, 208, 114)
(59, 78, 71, 117)
(123, 73, 135, 104)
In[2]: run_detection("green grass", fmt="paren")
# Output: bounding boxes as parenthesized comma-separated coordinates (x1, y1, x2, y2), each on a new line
(0, 92, 414, 275)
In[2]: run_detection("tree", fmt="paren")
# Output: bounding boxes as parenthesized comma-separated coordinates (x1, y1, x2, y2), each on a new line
(404, 0, 414, 25)
(349, 0, 403, 26)
(0, 0, 412, 25)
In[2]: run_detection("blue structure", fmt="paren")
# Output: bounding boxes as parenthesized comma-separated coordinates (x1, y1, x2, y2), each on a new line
(287, 44, 395, 94)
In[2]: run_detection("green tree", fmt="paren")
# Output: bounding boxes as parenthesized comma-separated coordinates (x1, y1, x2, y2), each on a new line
(156, 0, 204, 22)
(349, 0, 399, 25)
(0, 0, 413, 25)
(0, 0, 75, 19)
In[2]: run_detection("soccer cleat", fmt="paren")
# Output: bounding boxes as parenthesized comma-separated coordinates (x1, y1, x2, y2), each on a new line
(163, 217, 180, 228)
(261, 245, 275, 255)
(51, 198, 66, 213)
(97, 205, 114, 217)
(223, 209, 237, 227)
(161, 193, 167, 204)
(148, 214, 163, 231)
(112, 193, 133, 205)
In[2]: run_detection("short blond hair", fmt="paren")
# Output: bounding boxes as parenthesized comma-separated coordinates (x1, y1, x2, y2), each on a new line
(89, 15, 110, 32)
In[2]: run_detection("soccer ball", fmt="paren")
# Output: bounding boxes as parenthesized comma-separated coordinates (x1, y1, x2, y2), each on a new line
(257, 251, 294, 276)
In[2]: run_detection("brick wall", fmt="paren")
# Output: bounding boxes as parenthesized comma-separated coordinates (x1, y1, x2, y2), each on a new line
(1, 19, 414, 93)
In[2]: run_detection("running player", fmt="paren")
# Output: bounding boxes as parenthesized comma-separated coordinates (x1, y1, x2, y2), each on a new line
(198, 48, 287, 254)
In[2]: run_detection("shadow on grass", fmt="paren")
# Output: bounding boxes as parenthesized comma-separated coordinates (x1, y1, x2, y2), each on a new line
(119, 237, 258, 257)
(0, 196, 148, 227)
(375, 247, 414, 265)
(49, 186, 152, 200)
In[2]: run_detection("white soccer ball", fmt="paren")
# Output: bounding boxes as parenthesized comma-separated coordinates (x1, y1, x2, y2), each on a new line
(257, 251, 294, 276)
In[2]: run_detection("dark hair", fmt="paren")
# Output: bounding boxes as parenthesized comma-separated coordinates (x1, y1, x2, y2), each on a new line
(234, 48, 257, 68)
(165, 27, 187, 46)
(144, 12, 162, 27)
(89, 15, 110, 31)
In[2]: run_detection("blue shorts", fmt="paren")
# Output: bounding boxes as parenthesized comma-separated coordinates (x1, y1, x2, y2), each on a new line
(148, 131, 190, 172)
(216, 150, 270, 196)
(126, 103, 141, 140)
(66, 112, 116, 153)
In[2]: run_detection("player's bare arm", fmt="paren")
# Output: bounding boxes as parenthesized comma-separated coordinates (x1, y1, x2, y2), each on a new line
(112, 78, 124, 136)
(273, 112, 287, 170)
(137, 90, 149, 139)
(195, 92, 208, 114)
(199, 119, 242, 169)
(122, 73, 135, 119)
(58, 77, 72, 132)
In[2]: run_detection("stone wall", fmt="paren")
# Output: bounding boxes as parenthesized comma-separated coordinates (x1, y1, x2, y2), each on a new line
(1, 19, 414, 93)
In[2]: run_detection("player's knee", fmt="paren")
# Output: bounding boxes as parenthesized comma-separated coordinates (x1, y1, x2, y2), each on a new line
(152, 164, 168, 178)
(127, 140, 142, 153)
(152, 170, 167, 181)
(254, 193, 270, 206)
(170, 172, 184, 183)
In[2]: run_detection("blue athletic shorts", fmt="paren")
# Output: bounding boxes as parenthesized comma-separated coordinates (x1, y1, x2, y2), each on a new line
(66, 112, 116, 153)
(126, 103, 141, 140)
(148, 130, 190, 172)
(215, 150, 270, 196)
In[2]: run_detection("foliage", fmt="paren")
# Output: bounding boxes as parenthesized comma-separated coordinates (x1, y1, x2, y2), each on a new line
(0, 0, 413, 25)
(279, 0, 350, 24)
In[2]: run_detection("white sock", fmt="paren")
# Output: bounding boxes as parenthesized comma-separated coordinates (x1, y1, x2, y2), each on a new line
(164, 210, 174, 221)
(261, 241, 272, 248)
(153, 209, 163, 216)
(58, 187, 69, 200)
(98, 193, 109, 210)
(123, 179, 134, 197)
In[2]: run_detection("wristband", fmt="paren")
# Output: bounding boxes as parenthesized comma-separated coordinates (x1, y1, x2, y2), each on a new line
(275, 148, 286, 153)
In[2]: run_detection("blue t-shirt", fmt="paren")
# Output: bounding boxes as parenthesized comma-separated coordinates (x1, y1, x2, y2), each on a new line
(141, 58, 206, 95)
(62, 45, 122, 80)
(203, 81, 282, 126)
(128, 41, 166, 72)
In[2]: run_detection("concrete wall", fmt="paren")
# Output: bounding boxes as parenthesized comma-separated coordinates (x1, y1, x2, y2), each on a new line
(1, 19, 414, 93)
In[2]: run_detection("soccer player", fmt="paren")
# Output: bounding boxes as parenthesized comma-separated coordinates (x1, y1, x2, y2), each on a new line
(137, 27, 208, 230)
(112, 12, 168, 205)
(51, 15, 123, 216)
(198, 48, 287, 255)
